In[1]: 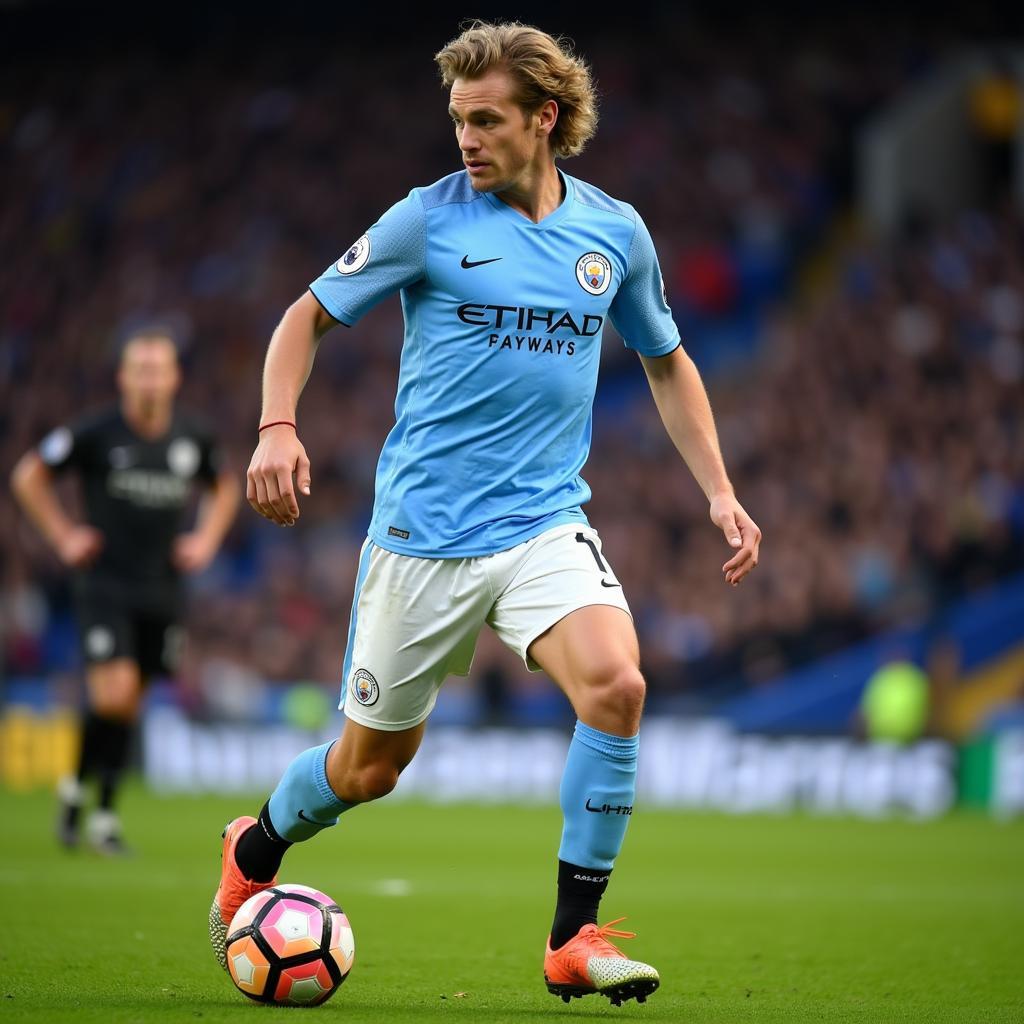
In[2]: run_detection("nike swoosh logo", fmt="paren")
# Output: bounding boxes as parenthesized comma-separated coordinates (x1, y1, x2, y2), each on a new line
(297, 810, 323, 825)
(461, 255, 502, 269)
(600, 580, 621, 588)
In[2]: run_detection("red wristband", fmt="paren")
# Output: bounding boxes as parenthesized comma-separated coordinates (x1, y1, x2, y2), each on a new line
(258, 420, 297, 433)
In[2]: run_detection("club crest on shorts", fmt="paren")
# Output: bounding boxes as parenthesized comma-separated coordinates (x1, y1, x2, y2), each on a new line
(575, 252, 612, 296)
(85, 625, 115, 660)
(336, 234, 370, 275)
(351, 668, 379, 706)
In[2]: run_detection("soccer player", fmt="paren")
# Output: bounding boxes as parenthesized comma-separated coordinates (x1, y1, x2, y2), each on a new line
(210, 22, 761, 1005)
(11, 329, 239, 853)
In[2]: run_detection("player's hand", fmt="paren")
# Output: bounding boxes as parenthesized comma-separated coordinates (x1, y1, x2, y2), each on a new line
(172, 532, 217, 573)
(710, 493, 761, 587)
(246, 425, 311, 527)
(56, 525, 104, 568)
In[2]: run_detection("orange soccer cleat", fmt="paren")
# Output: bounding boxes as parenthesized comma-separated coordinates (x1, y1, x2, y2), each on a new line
(208, 816, 278, 971)
(544, 918, 660, 1006)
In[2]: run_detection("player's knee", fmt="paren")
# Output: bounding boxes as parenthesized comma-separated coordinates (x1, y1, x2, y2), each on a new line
(348, 761, 402, 803)
(609, 664, 646, 719)
(580, 663, 646, 729)
(87, 663, 141, 721)
(89, 689, 138, 722)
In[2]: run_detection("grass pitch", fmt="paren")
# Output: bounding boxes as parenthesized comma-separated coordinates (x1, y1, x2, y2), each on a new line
(0, 784, 1021, 1023)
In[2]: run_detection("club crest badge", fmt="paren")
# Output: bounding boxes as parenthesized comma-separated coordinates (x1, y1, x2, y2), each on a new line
(576, 252, 612, 296)
(351, 668, 379, 706)
(336, 234, 370, 275)
(167, 438, 200, 477)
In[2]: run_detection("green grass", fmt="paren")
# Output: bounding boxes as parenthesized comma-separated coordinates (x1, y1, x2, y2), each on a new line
(0, 785, 1021, 1023)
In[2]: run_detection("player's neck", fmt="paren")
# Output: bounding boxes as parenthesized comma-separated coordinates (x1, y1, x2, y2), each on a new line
(121, 399, 173, 440)
(495, 162, 564, 223)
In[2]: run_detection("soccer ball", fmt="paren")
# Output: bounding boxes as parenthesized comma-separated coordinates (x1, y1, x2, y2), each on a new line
(225, 884, 355, 1005)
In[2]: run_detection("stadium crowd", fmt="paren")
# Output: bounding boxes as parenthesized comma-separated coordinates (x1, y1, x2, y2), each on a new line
(3, 16, 1021, 717)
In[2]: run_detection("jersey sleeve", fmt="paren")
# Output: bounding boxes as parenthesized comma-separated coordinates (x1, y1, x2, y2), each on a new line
(308, 192, 427, 326)
(37, 417, 95, 473)
(608, 210, 681, 357)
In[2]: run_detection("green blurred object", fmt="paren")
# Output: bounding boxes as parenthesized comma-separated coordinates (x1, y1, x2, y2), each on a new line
(861, 660, 930, 743)
(282, 682, 333, 731)
(959, 736, 996, 808)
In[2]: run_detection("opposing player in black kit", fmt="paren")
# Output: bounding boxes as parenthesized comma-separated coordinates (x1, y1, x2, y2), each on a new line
(11, 329, 239, 853)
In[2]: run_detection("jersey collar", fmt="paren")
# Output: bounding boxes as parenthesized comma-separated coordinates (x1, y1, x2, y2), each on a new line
(481, 169, 575, 230)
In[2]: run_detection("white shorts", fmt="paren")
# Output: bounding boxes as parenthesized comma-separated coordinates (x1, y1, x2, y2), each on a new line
(338, 523, 631, 731)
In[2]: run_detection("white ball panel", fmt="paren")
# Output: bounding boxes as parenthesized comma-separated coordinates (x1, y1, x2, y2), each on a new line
(232, 952, 256, 986)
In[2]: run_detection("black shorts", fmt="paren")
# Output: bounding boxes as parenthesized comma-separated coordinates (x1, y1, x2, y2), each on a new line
(75, 589, 184, 679)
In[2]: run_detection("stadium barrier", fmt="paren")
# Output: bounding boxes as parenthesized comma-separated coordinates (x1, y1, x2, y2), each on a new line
(3, 704, 1022, 818)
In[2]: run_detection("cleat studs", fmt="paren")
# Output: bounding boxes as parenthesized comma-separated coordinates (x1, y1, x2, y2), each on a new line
(561, 994, 571, 1004)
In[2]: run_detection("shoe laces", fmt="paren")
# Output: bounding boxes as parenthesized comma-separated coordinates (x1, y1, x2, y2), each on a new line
(574, 918, 637, 962)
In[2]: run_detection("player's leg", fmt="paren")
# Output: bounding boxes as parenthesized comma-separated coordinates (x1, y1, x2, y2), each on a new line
(529, 606, 657, 1004)
(82, 657, 143, 853)
(57, 605, 139, 851)
(209, 720, 427, 970)
(529, 602, 642, 928)
(83, 613, 179, 854)
(233, 719, 426, 882)
(210, 540, 490, 969)
(488, 525, 657, 1004)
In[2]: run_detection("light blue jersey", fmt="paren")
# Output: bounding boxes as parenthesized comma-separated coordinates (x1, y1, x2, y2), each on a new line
(309, 170, 680, 558)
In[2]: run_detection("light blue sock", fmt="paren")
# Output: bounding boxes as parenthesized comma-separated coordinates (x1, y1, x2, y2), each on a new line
(267, 741, 353, 842)
(558, 721, 638, 870)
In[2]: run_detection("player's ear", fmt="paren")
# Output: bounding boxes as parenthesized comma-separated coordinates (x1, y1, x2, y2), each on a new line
(537, 98, 558, 138)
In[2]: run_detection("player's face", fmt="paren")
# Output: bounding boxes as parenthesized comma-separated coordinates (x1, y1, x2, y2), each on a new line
(449, 70, 548, 193)
(118, 337, 180, 410)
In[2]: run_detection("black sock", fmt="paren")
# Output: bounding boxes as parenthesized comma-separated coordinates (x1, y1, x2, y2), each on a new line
(65, 712, 106, 832)
(97, 718, 133, 811)
(235, 802, 292, 882)
(550, 859, 611, 950)
(77, 711, 110, 783)
(62, 801, 83, 834)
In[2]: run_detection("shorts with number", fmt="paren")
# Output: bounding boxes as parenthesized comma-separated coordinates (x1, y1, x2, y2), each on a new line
(339, 523, 631, 731)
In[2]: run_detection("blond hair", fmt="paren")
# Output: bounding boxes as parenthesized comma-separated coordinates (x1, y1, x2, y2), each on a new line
(434, 21, 598, 160)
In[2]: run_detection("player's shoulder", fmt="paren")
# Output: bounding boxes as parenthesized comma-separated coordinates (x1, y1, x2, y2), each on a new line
(38, 405, 117, 466)
(411, 170, 483, 213)
(565, 173, 638, 227)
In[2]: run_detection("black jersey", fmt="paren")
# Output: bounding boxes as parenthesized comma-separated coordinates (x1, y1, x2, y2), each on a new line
(39, 406, 222, 608)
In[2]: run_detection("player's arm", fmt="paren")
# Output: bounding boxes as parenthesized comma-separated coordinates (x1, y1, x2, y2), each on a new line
(638, 346, 761, 586)
(173, 469, 242, 573)
(251, 194, 426, 527)
(608, 207, 760, 586)
(247, 291, 339, 527)
(9, 449, 103, 567)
